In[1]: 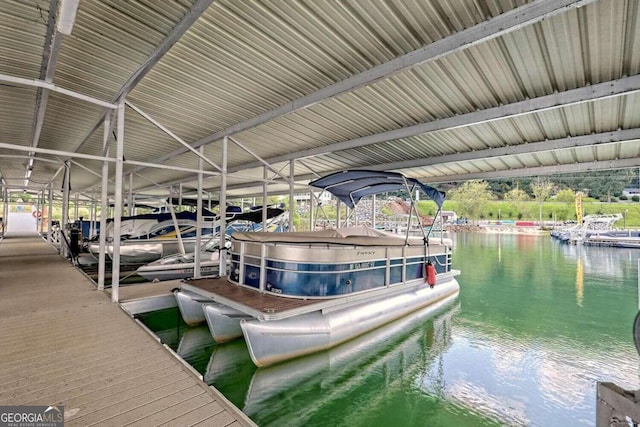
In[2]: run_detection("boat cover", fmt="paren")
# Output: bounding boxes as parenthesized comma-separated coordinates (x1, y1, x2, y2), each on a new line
(231, 226, 441, 247)
(308, 170, 445, 209)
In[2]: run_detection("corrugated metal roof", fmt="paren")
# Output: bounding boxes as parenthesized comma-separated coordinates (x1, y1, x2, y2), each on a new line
(1, 0, 639, 201)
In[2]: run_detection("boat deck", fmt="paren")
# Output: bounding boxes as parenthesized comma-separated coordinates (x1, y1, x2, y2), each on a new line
(0, 232, 254, 426)
(182, 277, 322, 315)
(181, 270, 460, 322)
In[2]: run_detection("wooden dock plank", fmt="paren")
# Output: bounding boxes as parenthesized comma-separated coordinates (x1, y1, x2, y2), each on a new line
(0, 337, 159, 380)
(0, 357, 177, 404)
(158, 401, 226, 427)
(69, 380, 202, 426)
(192, 411, 239, 426)
(122, 392, 215, 426)
(61, 369, 190, 410)
(0, 233, 255, 427)
(0, 343, 171, 391)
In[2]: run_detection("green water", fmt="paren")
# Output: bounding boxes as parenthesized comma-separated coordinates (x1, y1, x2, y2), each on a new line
(138, 233, 640, 426)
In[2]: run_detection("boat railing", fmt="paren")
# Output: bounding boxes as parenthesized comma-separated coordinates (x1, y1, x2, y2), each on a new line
(430, 248, 451, 269)
(231, 235, 453, 296)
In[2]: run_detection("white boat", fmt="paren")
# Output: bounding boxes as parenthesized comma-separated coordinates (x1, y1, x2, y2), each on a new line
(556, 214, 623, 244)
(136, 208, 288, 281)
(174, 170, 460, 367)
(88, 204, 287, 265)
(87, 207, 219, 265)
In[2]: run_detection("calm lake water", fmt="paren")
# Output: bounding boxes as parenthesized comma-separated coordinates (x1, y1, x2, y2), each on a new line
(138, 232, 640, 426)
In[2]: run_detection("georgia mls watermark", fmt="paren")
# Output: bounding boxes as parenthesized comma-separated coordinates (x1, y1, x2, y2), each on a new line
(0, 406, 64, 427)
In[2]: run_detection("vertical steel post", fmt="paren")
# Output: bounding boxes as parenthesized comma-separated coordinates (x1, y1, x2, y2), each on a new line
(262, 167, 268, 229)
(309, 189, 314, 231)
(47, 184, 53, 242)
(111, 102, 125, 302)
(372, 194, 376, 229)
(98, 114, 110, 291)
(89, 194, 96, 238)
(37, 191, 43, 234)
(74, 192, 79, 221)
(128, 173, 133, 216)
(219, 136, 228, 276)
(1, 187, 6, 239)
(194, 146, 204, 278)
(289, 160, 294, 231)
(60, 161, 70, 258)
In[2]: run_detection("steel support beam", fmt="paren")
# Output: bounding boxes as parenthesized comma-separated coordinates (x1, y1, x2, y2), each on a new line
(111, 103, 125, 302)
(258, 128, 640, 187)
(71, 0, 215, 155)
(25, 0, 61, 185)
(233, 75, 640, 170)
(149, 0, 595, 166)
(422, 158, 640, 183)
(219, 136, 228, 276)
(0, 73, 118, 110)
(98, 114, 111, 290)
(194, 146, 204, 279)
(373, 128, 640, 171)
(289, 160, 294, 231)
(126, 101, 222, 172)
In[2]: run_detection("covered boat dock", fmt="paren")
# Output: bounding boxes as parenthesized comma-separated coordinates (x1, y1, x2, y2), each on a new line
(0, 231, 254, 427)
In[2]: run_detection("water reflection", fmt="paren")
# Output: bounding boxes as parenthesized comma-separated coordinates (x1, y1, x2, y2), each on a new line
(139, 233, 640, 426)
(576, 256, 584, 306)
(239, 295, 459, 426)
(152, 294, 502, 426)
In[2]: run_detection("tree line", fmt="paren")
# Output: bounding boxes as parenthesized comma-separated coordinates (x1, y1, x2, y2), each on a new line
(445, 169, 640, 224)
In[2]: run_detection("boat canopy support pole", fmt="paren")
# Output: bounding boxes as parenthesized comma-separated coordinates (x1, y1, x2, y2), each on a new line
(385, 248, 390, 286)
(259, 243, 266, 292)
(111, 102, 125, 303)
(219, 136, 228, 277)
(309, 188, 314, 231)
(127, 173, 133, 216)
(1, 187, 6, 239)
(40, 191, 45, 235)
(37, 191, 43, 235)
(89, 193, 96, 238)
(167, 202, 186, 255)
(262, 167, 268, 228)
(47, 184, 53, 243)
(194, 146, 204, 279)
(74, 193, 79, 222)
(372, 194, 376, 229)
(60, 161, 71, 259)
(289, 160, 295, 232)
(97, 113, 111, 291)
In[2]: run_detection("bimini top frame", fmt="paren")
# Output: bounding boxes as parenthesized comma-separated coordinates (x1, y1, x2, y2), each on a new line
(309, 170, 446, 242)
(309, 170, 445, 210)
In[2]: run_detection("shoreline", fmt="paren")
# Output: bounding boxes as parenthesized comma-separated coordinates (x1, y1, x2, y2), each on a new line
(446, 225, 550, 235)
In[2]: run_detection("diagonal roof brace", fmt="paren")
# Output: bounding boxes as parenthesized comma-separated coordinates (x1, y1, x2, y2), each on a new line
(71, 0, 215, 156)
(144, 0, 597, 169)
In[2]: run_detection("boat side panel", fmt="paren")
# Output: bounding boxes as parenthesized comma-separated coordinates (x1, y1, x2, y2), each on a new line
(230, 253, 449, 297)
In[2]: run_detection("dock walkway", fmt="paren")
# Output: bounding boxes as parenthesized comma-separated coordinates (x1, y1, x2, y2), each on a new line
(0, 232, 254, 426)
